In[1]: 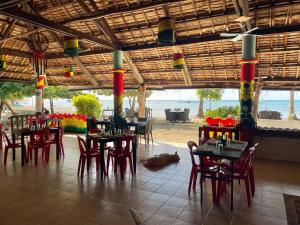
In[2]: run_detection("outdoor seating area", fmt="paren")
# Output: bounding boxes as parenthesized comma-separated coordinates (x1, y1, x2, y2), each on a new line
(1, 0, 300, 224)
(165, 108, 190, 122)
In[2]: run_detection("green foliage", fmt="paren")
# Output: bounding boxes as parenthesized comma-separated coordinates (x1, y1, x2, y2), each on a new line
(72, 94, 102, 118)
(196, 89, 224, 102)
(0, 82, 34, 100)
(44, 86, 81, 99)
(205, 106, 240, 118)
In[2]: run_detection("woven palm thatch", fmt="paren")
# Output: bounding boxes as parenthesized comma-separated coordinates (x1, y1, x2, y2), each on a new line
(0, 0, 300, 90)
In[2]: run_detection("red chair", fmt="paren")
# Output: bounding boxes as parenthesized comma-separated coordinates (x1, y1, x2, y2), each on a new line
(187, 141, 218, 203)
(44, 127, 65, 162)
(106, 136, 134, 179)
(1, 131, 23, 165)
(248, 143, 260, 196)
(27, 129, 47, 166)
(217, 146, 256, 207)
(77, 136, 100, 178)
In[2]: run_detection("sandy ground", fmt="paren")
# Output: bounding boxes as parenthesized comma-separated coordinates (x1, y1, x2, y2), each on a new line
(4, 105, 300, 144)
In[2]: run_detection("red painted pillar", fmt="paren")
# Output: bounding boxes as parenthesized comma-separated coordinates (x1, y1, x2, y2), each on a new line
(239, 35, 257, 144)
(113, 50, 125, 119)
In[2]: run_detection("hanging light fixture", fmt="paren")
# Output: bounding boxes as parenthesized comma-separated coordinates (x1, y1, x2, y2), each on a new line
(157, 17, 175, 45)
(64, 65, 75, 78)
(36, 75, 46, 89)
(172, 53, 185, 70)
(31, 50, 47, 75)
(0, 54, 6, 70)
(64, 36, 80, 57)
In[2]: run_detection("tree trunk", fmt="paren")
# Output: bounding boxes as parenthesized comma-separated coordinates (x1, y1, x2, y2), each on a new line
(288, 90, 297, 120)
(253, 82, 262, 122)
(3, 100, 15, 115)
(127, 96, 135, 118)
(209, 100, 212, 111)
(0, 99, 4, 120)
(198, 98, 204, 118)
(49, 98, 54, 114)
(138, 85, 146, 118)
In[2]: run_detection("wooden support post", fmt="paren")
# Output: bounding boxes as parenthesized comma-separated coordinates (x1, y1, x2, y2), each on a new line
(253, 82, 262, 122)
(288, 90, 297, 120)
(239, 35, 257, 144)
(138, 84, 146, 118)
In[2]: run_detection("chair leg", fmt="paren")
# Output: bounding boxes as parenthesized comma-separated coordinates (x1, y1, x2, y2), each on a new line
(96, 156, 99, 171)
(151, 132, 153, 144)
(249, 167, 255, 196)
(34, 148, 38, 166)
(217, 179, 223, 202)
(128, 155, 133, 176)
(60, 142, 65, 157)
(244, 176, 251, 207)
(192, 171, 198, 191)
(81, 158, 86, 178)
(114, 156, 118, 173)
(106, 154, 110, 173)
(4, 146, 9, 165)
(188, 169, 194, 195)
(77, 157, 82, 176)
(211, 175, 218, 205)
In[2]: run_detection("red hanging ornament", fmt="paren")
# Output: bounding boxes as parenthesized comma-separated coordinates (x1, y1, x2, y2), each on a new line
(31, 51, 47, 75)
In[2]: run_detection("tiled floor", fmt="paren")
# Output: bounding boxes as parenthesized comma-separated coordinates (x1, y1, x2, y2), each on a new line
(0, 135, 299, 225)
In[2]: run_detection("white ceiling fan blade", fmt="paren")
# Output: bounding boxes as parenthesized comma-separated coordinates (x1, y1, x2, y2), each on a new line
(232, 35, 243, 42)
(245, 27, 259, 34)
(220, 33, 239, 38)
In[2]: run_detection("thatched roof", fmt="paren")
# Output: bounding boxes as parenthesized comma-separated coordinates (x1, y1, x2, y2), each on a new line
(1, 0, 300, 90)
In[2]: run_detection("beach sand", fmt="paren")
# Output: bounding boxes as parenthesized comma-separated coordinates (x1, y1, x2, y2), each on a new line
(6, 105, 300, 145)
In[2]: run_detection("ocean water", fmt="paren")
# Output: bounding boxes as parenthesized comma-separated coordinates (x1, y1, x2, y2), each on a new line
(26, 99, 300, 119)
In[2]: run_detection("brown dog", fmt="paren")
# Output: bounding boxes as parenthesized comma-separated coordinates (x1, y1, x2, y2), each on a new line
(141, 152, 180, 168)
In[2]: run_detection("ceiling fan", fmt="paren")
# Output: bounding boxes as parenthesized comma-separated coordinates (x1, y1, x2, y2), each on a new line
(220, 27, 260, 42)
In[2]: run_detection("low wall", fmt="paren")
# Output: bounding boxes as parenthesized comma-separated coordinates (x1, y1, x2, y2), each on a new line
(254, 127, 300, 163)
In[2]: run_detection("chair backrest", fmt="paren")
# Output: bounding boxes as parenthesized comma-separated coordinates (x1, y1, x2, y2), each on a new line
(77, 135, 88, 155)
(145, 119, 152, 134)
(29, 128, 46, 146)
(115, 135, 133, 153)
(187, 141, 199, 166)
(1, 131, 11, 146)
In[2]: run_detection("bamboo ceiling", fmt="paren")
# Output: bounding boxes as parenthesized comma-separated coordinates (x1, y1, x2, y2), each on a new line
(1, 0, 300, 90)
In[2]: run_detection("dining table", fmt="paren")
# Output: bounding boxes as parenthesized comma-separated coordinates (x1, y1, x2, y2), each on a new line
(13, 127, 61, 166)
(193, 138, 248, 210)
(86, 132, 137, 180)
(92, 119, 146, 135)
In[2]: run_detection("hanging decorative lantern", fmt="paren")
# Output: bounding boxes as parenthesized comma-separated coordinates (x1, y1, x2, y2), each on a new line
(0, 54, 6, 70)
(31, 51, 47, 75)
(64, 37, 80, 57)
(64, 65, 75, 78)
(36, 75, 46, 89)
(173, 53, 185, 70)
(157, 17, 175, 45)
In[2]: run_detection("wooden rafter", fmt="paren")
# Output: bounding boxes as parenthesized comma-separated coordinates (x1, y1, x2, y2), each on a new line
(27, 3, 99, 86)
(77, 0, 144, 85)
(0, 7, 116, 50)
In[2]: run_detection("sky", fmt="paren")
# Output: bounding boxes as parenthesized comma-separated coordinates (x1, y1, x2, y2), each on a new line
(99, 89, 300, 101)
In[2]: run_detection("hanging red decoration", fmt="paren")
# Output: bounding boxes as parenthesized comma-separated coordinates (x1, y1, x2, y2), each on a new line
(31, 51, 47, 75)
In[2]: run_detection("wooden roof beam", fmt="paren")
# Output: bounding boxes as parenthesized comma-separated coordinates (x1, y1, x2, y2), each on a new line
(27, 3, 99, 86)
(62, 0, 184, 24)
(0, 6, 116, 50)
(77, 0, 144, 85)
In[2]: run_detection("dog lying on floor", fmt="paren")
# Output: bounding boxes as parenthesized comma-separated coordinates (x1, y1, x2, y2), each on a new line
(141, 152, 180, 168)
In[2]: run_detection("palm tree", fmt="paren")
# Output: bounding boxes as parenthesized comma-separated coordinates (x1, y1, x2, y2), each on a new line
(196, 89, 224, 118)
